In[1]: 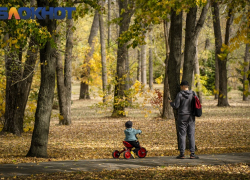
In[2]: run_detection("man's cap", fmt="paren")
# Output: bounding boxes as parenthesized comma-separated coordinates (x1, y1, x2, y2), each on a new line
(180, 80, 189, 86)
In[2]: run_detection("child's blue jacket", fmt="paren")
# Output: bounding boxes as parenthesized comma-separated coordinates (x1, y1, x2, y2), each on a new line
(124, 128, 142, 141)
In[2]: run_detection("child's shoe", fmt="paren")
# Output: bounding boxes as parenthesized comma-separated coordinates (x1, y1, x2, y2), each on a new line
(131, 151, 135, 159)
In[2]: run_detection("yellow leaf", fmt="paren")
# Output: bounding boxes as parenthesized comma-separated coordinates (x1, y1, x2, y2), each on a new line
(12, 39, 17, 44)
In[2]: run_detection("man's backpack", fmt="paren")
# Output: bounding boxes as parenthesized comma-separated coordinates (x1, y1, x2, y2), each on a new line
(192, 91, 202, 117)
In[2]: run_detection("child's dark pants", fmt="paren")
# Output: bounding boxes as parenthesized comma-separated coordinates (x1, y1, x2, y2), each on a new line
(126, 141, 140, 153)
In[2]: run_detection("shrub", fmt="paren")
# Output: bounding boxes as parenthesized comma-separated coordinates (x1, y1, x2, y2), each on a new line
(149, 89, 163, 116)
(200, 50, 215, 95)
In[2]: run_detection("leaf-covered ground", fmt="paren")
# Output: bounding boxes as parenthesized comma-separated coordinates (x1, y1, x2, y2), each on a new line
(2, 163, 250, 180)
(0, 88, 250, 165)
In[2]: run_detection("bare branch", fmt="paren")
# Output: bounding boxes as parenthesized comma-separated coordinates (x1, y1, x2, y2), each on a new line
(11, 60, 40, 86)
(195, 0, 210, 36)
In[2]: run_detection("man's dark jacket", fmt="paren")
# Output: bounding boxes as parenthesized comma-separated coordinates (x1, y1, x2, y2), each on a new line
(170, 90, 197, 115)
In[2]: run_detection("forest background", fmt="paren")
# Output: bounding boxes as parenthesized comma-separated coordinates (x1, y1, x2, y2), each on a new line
(0, 1, 249, 178)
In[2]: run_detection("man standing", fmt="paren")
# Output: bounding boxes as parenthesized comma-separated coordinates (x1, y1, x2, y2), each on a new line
(169, 80, 199, 159)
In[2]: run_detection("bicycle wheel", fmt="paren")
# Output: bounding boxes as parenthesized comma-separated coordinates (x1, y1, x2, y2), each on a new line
(137, 147, 147, 158)
(112, 150, 120, 159)
(123, 150, 131, 159)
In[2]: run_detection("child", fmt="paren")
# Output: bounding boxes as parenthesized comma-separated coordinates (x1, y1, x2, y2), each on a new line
(124, 121, 142, 155)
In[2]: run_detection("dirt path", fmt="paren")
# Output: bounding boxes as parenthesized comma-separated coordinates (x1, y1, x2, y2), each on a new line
(0, 152, 249, 177)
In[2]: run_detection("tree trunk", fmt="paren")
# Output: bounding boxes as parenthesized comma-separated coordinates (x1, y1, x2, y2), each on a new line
(180, 52, 184, 79)
(4, 50, 22, 136)
(183, 1, 209, 87)
(64, 19, 73, 125)
(112, 0, 134, 117)
(79, 10, 99, 99)
(215, 52, 219, 99)
(167, 9, 182, 150)
(15, 38, 38, 133)
(137, 48, 141, 82)
(3, 0, 39, 135)
(99, 0, 108, 102)
(162, 19, 174, 119)
(26, 0, 57, 158)
(141, 33, 147, 88)
(56, 36, 67, 125)
(183, 6, 198, 87)
(57, 19, 73, 125)
(243, 43, 250, 101)
(108, 0, 111, 48)
(80, 83, 90, 99)
(125, 50, 132, 106)
(203, 38, 210, 66)
(212, 2, 222, 100)
(218, 44, 229, 105)
(115, 0, 119, 38)
(107, 0, 113, 95)
(249, 62, 250, 97)
(15, 0, 38, 133)
(79, 83, 90, 99)
(125, 50, 130, 91)
(194, 38, 202, 103)
(218, 7, 233, 106)
(212, 2, 232, 106)
(149, 28, 153, 90)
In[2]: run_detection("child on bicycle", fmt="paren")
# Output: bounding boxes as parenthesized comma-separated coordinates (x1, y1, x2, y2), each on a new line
(124, 121, 142, 155)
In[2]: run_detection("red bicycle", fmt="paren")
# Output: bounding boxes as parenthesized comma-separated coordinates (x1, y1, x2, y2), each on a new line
(112, 136, 147, 159)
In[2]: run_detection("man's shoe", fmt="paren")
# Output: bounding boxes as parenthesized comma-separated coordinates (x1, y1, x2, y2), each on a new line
(176, 154, 185, 159)
(190, 154, 199, 159)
